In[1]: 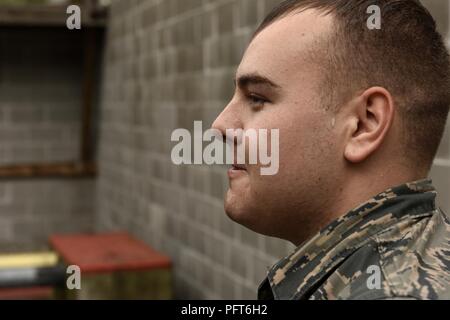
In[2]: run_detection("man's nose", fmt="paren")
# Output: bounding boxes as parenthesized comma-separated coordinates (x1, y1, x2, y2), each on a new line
(211, 102, 242, 142)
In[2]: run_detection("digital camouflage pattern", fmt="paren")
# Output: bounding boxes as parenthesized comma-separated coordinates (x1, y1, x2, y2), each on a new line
(258, 179, 450, 300)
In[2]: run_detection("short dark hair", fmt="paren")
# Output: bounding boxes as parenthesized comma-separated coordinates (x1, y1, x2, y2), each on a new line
(255, 0, 450, 168)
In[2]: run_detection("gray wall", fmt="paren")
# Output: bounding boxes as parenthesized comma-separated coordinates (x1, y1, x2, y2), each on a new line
(0, 28, 95, 252)
(423, 0, 450, 216)
(96, 0, 287, 300)
(95, 0, 450, 300)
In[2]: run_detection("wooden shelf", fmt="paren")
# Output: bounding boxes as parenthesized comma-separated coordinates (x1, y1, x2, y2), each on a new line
(0, 162, 97, 179)
(0, 3, 103, 179)
(0, 4, 106, 27)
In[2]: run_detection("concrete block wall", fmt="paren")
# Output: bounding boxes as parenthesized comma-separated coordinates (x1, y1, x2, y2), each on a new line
(0, 28, 95, 252)
(423, 0, 450, 216)
(96, 0, 289, 300)
(96, 0, 450, 299)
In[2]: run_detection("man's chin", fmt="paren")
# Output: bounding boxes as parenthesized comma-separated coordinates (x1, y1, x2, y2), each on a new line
(224, 191, 251, 224)
(224, 191, 271, 236)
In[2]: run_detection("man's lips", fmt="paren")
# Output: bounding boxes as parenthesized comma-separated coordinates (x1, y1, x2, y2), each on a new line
(228, 164, 247, 178)
(231, 164, 247, 171)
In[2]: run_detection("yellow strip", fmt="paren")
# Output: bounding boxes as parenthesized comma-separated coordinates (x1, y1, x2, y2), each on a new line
(0, 252, 58, 269)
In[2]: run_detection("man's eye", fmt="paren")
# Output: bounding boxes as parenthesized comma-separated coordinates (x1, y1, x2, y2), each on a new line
(248, 94, 268, 108)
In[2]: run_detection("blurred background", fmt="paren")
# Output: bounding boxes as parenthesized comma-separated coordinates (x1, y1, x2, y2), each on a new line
(0, 0, 448, 300)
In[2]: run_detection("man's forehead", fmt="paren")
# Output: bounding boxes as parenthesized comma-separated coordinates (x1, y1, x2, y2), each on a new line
(256, 8, 334, 40)
(237, 9, 333, 80)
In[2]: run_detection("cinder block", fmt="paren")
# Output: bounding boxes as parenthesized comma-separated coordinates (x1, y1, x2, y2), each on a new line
(0, 184, 11, 205)
(9, 107, 43, 124)
(430, 163, 450, 214)
(218, 2, 236, 34)
(264, 0, 283, 16)
(436, 119, 450, 160)
(205, 234, 227, 266)
(217, 270, 238, 300)
(421, 0, 449, 37)
(264, 237, 288, 259)
(251, 254, 272, 286)
(239, 0, 261, 29)
(239, 226, 260, 249)
(229, 245, 251, 279)
(0, 218, 14, 243)
(241, 283, 257, 300)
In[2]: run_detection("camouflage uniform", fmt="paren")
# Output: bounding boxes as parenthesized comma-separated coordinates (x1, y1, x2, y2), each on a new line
(258, 179, 450, 300)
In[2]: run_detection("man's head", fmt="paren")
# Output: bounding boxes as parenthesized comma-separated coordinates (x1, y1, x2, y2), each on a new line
(212, 0, 450, 244)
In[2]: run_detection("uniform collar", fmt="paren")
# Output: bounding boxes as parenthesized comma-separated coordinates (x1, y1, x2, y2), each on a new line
(260, 179, 437, 300)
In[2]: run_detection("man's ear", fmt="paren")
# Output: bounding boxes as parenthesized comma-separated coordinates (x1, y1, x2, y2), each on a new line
(344, 87, 395, 163)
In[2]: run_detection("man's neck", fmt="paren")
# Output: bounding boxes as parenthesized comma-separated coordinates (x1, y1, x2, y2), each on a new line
(290, 168, 428, 246)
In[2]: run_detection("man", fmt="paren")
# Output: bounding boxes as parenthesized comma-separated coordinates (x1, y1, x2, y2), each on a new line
(212, 0, 450, 300)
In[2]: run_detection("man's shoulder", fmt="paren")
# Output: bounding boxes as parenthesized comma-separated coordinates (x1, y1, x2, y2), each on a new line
(374, 209, 450, 300)
(313, 209, 450, 300)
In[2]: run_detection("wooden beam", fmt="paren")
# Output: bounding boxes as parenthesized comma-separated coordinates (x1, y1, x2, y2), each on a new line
(81, 29, 96, 163)
(0, 4, 106, 28)
(0, 162, 96, 179)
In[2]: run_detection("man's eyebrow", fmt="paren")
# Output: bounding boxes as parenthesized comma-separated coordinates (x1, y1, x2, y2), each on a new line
(234, 73, 281, 89)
